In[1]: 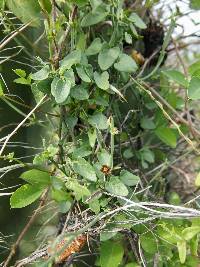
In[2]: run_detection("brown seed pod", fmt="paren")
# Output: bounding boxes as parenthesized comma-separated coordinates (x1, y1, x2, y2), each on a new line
(88, 104, 97, 110)
(47, 234, 87, 263)
(131, 50, 145, 66)
(100, 165, 111, 175)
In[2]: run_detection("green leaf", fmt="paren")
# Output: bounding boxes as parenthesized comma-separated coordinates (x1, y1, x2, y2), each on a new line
(195, 172, 200, 187)
(20, 169, 50, 186)
(130, 23, 139, 38)
(63, 69, 75, 86)
(14, 77, 31, 85)
(88, 113, 108, 130)
(140, 233, 157, 254)
(94, 71, 109, 90)
(84, 64, 93, 79)
(76, 32, 86, 51)
(51, 176, 65, 190)
(155, 127, 177, 148)
(10, 184, 44, 208)
(32, 79, 52, 94)
(100, 231, 117, 241)
(31, 66, 50, 81)
(190, 0, 200, 9)
(177, 240, 186, 264)
(105, 176, 129, 196)
(65, 116, 78, 130)
(58, 201, 71, 213)
(51, 189, 70, 202)
(189, 60, 200, 77)
(60, 50, 81, 71)
(13, 69, 26, 78)
(157, 226, 181, 244)
(73, 158, 97, 182)
(65, 179, 91, 200)
(120, 170, 140, 186)
(114, 54, 138, 73)
(51, 77, 71, 104)
(168, 192, 181, 205)
(123, 148, 134, 159)
(86, 38, 103, 56)
(70, 84, 89, 100)
(190, 235, 198, 256)
(31, 85, 44, 103)
(182, 226, 200, 241)
(94, 95, 109, 106)
(90, 0, 103, 9)
(38, 0, 51, 13)
(98, 47, 120, 70)
(0, 81, 4, 96)
(89, 199, 100, 214)
(88, 129, 97, 147)
(141, 148, 155, 163)
(100, 241, 124, 267)
(0, 0, 5, 9)
(140, 117, 156, 129)
(188, 77, 200, 100)
(81, 7, 108, 27)
(128, 13, 147, 29)
(125, 32, 132, 44)
(6, 0, 41, 27)
(72, 145, 92, 158)
(97, 149, 112, 167)
(76, 66, 91, 83)
(162, 70, 188, 87)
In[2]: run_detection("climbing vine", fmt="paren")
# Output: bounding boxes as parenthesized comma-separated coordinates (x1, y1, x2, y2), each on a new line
(1, 0, 200, 266)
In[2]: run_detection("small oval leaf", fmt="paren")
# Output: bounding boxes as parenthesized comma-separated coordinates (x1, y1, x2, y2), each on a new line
(94, 71, 109, 90)
(73, 158, 97, 182)
(105, 176, 129, 196)
(114, 54, 138, 73)
(10, 184, 44, 208)
(98, 47, 120, 70)
(51, 78, 71, 104)
(31, 66, 50, 81)
(20, 169, 50, 186)
(120, 170, 140, 186)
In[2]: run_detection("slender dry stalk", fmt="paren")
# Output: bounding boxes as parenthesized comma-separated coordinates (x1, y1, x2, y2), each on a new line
(0, 95, 46, 156)
(0, 22, 32, 51)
